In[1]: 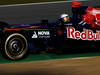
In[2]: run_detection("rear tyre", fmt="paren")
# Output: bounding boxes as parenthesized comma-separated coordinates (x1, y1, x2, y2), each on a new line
(4, 33, 28, 60)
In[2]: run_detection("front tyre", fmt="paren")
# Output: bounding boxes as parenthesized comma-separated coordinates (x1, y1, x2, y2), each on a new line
(4, 33, 28, 60)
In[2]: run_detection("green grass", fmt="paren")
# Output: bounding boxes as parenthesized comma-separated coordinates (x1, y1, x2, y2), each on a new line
(0, 52, 100, 64)
(0, 0, 66, 5)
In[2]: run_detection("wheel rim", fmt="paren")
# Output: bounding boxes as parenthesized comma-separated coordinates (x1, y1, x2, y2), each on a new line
(9, 38, 24, 55)
(5, 33, 27, 60)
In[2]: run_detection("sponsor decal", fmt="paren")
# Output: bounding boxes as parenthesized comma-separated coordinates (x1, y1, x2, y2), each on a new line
(38, 31, 50, 38)
(38, 31, 50, 36)
(32, 31, 38, 38)
(67, 27, 100, 40)
(32, 31, 50, 38)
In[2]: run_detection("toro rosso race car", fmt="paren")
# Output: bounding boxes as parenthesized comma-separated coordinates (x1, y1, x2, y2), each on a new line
(1, 2, 100, 60)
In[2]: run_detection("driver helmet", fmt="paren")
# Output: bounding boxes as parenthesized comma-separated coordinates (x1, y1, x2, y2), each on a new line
(60, 14, 70, 22)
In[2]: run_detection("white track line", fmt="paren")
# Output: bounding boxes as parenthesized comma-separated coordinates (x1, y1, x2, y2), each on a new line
(71, 57, 95, 60)
(5, 56, 95, 64)
(26, 57, 96, 63)
(28, 57, 96, 63)
(0, 0, 87, 7)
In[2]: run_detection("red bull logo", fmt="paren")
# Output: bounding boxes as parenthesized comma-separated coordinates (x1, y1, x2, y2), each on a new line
(67, 27, 100, 40)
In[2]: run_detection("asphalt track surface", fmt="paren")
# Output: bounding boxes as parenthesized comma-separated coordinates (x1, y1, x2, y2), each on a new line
(0, 56, 100, 75)
(0, 1, 72, 24)
(0, 0, 99, 24)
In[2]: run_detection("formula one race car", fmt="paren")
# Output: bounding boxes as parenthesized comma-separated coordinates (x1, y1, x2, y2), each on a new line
(1, 2, 100, 60)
